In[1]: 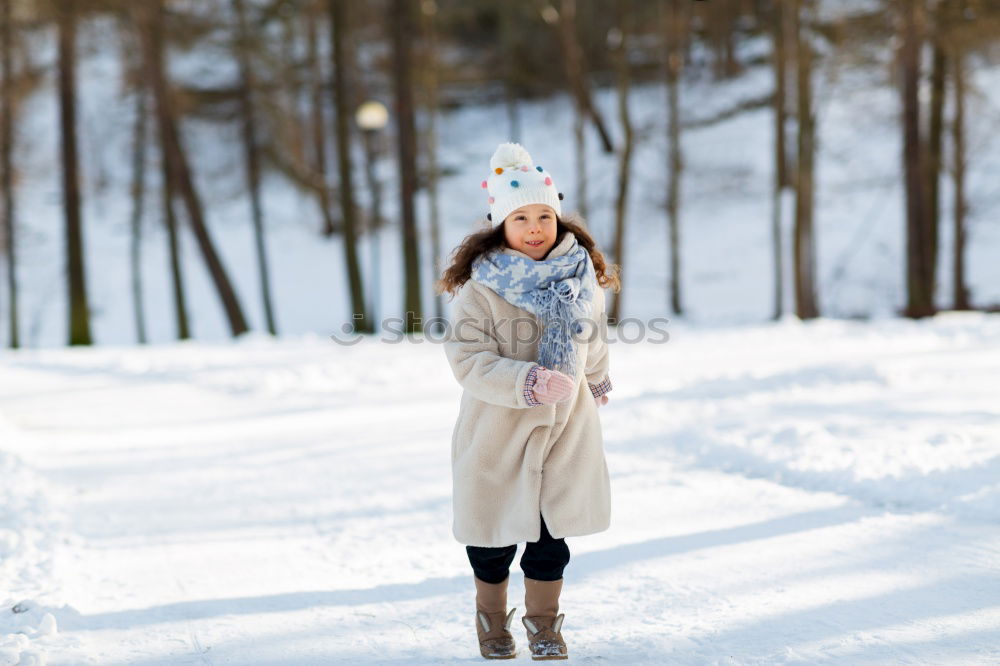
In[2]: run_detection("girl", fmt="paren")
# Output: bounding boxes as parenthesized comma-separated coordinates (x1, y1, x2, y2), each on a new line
(437, 143, 620, 660)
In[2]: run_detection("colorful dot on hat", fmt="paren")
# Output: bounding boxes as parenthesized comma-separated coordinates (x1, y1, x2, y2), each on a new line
(544, 177, 552, 186)
(495, 167, 503, 174)
(510, 180, 519, 187)
(536, 166, 543, 172)
(488, 196, 495, 203)
(481, 180, 487, 189)
(558, 192, 564, 200)
(521, 165, 529, 172)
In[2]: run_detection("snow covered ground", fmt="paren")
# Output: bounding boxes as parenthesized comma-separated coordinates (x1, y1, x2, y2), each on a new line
(2, 312, 999, 664)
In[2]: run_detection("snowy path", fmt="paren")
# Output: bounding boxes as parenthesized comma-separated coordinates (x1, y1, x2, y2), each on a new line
(2, 316, 999, 664)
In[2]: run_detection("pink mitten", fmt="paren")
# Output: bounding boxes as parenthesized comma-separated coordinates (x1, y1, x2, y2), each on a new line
(594, 395, 609, 408)
(531, 367, 575, 405)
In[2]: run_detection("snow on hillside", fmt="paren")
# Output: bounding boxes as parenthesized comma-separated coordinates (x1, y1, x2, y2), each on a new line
(3, 21, 1000, 347)
(1, 312, 998, 664)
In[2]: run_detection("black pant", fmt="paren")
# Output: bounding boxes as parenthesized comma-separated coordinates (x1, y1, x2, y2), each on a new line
(467, 515, 570, 583)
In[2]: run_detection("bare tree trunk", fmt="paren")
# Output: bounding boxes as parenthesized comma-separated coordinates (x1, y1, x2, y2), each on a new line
(771, 0, 789, 320)
(329, 0, 370, 333)
(608, 1, 634, 325)
(57, 0, 91, 345)
(162, 155, 190, 340)
(792, 0, 818, 319)
(277, 11, 306, 167)
(900, 0, 934, 318)
(420, 1, 444, 327)
(560, 1, 588, 218)
(233, 0, 277, 336)
(723, 2, 739, 76)
(665, 0, 686, 317)
(306, 1, 338, 237)
(139, 13, 188, 341)
(499, 0, 521, 141)
(927, 12, 945, 308)
(951, 40, 969, 310)
(546, 0, 614, 154)
(136, 0, 249, 336)
(1, 0, 19, 348)
(709, 0, 727, 78)
(128, 77, 149, 344)
(708, 0, 741, 78)
(390, 0, 422, 333)
(574, 108, 587, 220)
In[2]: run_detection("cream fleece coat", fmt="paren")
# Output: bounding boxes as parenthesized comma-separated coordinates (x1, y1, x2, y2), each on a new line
(443, 231, 612, 547)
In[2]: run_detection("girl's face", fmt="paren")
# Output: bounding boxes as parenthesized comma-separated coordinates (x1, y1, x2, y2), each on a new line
(502, 204, 558, 260)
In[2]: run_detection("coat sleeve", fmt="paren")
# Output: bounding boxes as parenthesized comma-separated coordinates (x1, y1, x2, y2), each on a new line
(444, 283, 539, 409)
(584, 287, 613, 397)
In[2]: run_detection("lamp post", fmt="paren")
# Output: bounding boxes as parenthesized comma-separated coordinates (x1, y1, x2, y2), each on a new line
(355, 100, 388, 330)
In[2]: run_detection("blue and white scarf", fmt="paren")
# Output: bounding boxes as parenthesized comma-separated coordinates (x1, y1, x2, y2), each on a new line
(471, 234, 596, 377)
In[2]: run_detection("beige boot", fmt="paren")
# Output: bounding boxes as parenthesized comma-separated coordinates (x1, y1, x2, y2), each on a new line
(474, 575, 517, 659)
(522, 577, 568, 660)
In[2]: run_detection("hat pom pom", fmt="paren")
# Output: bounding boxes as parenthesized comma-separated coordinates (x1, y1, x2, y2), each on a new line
(490, 142, 533, 170)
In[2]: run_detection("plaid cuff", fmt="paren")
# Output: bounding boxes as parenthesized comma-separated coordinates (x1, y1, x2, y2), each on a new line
(523, 364, 543, 406)
(588, 376, 612, 399)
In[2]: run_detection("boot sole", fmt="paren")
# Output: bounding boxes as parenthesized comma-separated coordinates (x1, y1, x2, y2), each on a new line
(480, 650, 517, 659)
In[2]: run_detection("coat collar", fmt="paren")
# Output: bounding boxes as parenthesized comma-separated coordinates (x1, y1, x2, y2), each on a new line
(500, 231, 576, 261)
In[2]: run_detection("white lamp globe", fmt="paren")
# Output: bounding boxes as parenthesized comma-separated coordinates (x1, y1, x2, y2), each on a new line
(355, 101, 389, 131)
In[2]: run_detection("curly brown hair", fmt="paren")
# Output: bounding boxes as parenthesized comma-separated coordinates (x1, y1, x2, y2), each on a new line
(435, 213, 621, 297)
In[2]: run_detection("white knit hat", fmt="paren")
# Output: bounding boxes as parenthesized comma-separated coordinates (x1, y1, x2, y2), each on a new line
(481, 142, 562, 227)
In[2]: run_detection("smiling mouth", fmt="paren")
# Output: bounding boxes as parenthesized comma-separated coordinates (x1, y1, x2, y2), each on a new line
(526, 240, 543, 246)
